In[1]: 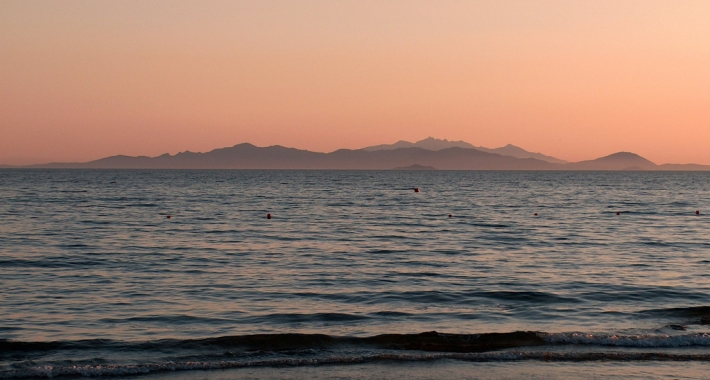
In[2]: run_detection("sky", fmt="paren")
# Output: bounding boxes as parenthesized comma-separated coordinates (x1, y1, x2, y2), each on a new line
(1, 0, 709, 165)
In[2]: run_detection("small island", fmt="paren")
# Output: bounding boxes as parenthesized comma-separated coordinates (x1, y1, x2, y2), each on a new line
(393, 164, 437, 170)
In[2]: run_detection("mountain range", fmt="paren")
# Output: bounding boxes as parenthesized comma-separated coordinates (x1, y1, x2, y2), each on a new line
(363, 137, 568, 164)
(7, 138, 710, 171)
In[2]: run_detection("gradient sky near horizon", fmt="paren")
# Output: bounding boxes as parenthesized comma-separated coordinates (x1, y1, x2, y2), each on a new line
(1, 0, 709, 165)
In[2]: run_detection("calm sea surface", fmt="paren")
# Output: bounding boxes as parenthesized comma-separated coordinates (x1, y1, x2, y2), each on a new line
(1, 170, 710, 378)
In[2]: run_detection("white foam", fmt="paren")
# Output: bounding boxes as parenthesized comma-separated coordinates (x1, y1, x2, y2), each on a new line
(541, 332, 710, 347)
(5, 351, 710, 379)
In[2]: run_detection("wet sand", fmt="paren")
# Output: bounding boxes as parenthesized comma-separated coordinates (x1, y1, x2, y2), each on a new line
(126, 360, 710, 380)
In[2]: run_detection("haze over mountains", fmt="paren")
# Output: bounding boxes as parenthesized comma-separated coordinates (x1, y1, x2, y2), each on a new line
(8, 138, 710, 171)
(364, 137, 568, 164)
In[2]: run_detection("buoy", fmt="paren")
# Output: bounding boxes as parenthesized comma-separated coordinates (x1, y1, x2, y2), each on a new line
(267, 213, 272, 219)
(448, 214, 452, 218)
(534, 213, 538, 216)
(616, 212, 620, 216)
(166, 215, 171, 219)
(414, 188, 420, 193)
(696, 210, 700, 215)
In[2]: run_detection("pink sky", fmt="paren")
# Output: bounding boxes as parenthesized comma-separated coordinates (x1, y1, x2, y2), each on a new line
(1, 0, 709, 165)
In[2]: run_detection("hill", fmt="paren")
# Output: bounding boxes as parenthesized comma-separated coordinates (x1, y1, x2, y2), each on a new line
(565, 152, 657, 171)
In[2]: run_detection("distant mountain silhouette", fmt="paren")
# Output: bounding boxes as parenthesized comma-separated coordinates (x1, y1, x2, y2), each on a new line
(474, 144, 568, 164)
(61, 143, 328, 169)
(6, 141, 710, 170)
(364, 137, 476, 151)
(394, 164, 437, 170)
(364, 137, 567, 164)
(566, 152, 657, 170)
(29, 144, 556, 170)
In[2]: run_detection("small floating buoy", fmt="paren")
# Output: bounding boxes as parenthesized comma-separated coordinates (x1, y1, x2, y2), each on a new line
(414, 188, 420, 193)
(534, 213, 538, 216)
(696, 210, 700, 215)
(448, 214, 452, 218)
(616, 212, 620, 216)
(266, 213, 272, 219)
(166, 215, 171, 219)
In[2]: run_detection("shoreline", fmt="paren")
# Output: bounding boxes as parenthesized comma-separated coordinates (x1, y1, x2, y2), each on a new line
(121, 360, 710, 380)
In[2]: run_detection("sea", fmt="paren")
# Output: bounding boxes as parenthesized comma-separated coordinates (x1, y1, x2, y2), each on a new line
(1, 169, 709, 379)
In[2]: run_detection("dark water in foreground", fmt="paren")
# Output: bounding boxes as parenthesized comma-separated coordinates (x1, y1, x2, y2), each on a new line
(1, 170, 709, 378)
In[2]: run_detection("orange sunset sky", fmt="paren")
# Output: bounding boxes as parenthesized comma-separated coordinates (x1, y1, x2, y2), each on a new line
(1, 0, 709, 165)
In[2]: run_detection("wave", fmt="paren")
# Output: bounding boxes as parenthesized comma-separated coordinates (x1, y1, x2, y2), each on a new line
(542, 332, 710, 347)
(5, 331, 710, 379)
(5, 351, 710, 379)
(6, 330, 710, 356)
(640, 306, 710, 320)
(0, 331, 544, 355)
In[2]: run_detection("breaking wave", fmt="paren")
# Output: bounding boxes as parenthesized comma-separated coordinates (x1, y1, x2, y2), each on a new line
(4, 330, 710, 378)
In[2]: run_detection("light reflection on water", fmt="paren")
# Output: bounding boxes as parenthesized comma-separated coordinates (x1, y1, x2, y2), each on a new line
(1, 170, 709, 342)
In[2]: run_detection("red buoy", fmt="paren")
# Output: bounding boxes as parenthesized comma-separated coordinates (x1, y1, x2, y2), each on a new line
(534, 213, 538, 216)
(267, 213, 272, 219)
(414, 188, 420, 193)
(448, 214, 452, 218)
(696, 210, 700, 215)
(616, 212, 620, 216)
(166, 215, 171, 219)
